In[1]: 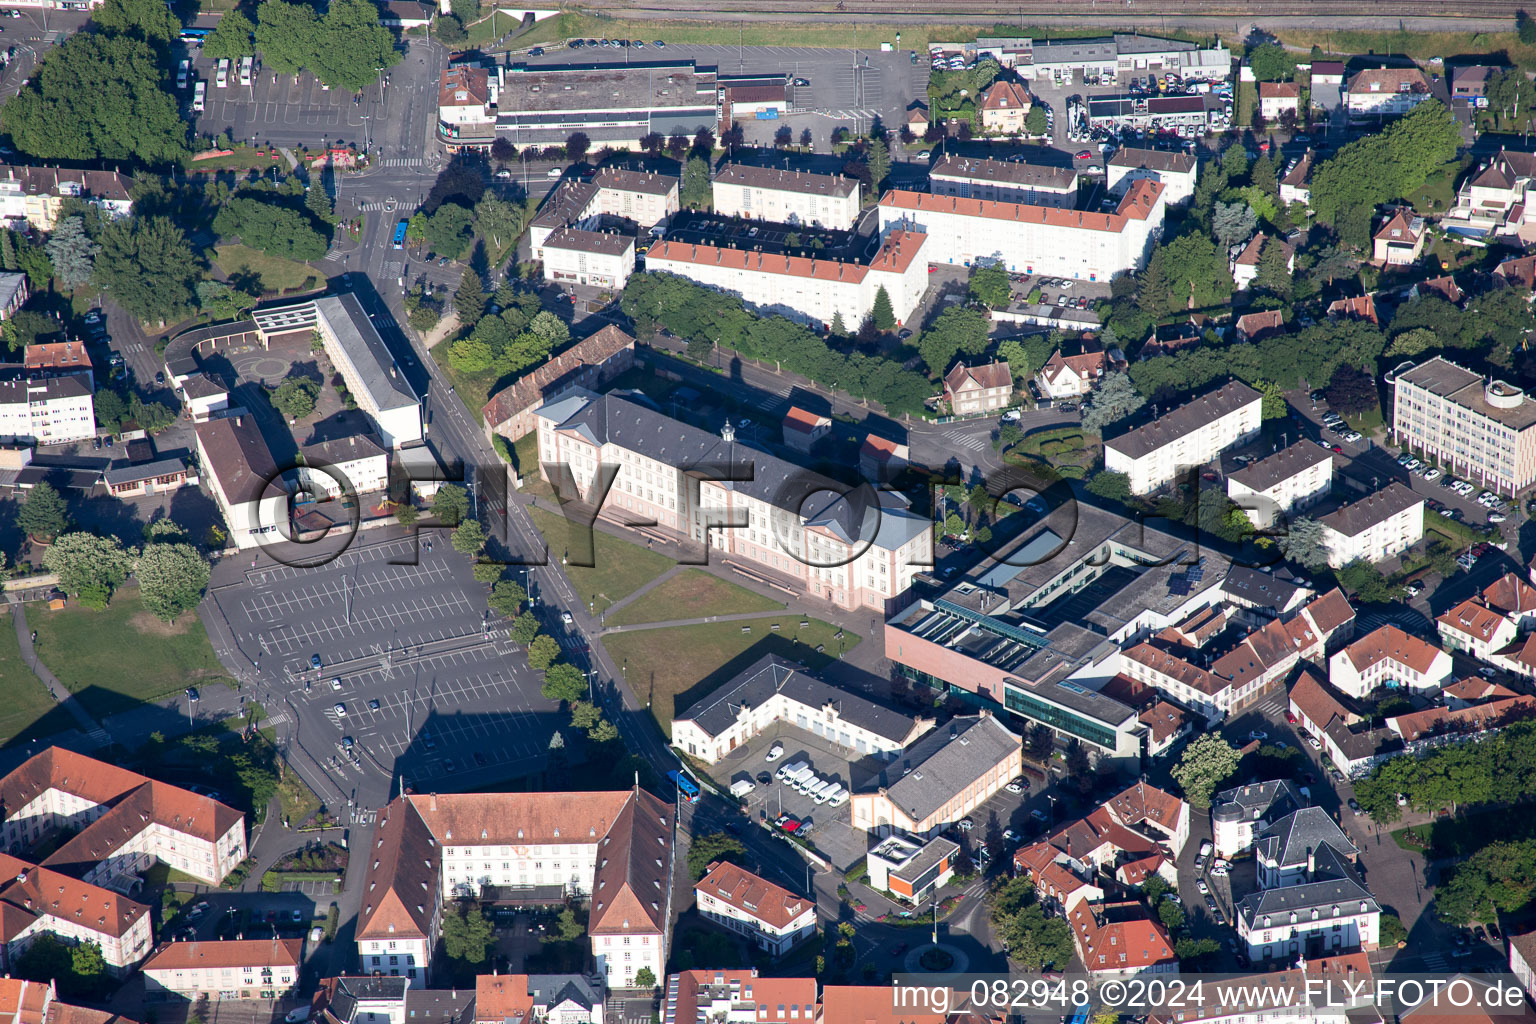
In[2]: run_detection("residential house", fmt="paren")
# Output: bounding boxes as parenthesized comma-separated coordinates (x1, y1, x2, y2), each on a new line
(473, 975, 601, 1024)
(858, 434, 908, 482)
(849, 713, 1022, 837)
(0, 273, 26, 321)
(1327, 625, 1453, 699)
(1447, 150, 1536, 242)
(1035, 341, 1113, 399)
(944, 360, 1013, 414)
(694, 861, 816, 956)
(1317, 483, 1424, 568)
(1231, 232, 1293, 291)
(142, 939, 301, 1001)
(0, 166, 133, 232)
(1226, 442, 1333, 528)
(781, 406, 831, 453)
(0, 374, 94, 446)
(1409, 275, 1464, 305)
(1326, 293, 1379, 324)
(978, 79, 1032, 133)
(1104, 380, 1263, 495)
(1234, 309, 1285, 342)
(1450, 65, 1494, 106)
(540, 228, 635, 290)
(1067, 901, 1178, 977)
(659, 971, 816, 1024)
(1106, 147, 1199, 207)
(1344, 67, 1433, 117)
(1437, 596, 1519, 662)
(1279, 151, 1314, 206)
(1373, 209, 1426, 265)
(437, 66, 495, 144)
(1138, 701, 1190, 758)
(1258, 81, 1301, 120)
(1510, 930, 1536, 1007)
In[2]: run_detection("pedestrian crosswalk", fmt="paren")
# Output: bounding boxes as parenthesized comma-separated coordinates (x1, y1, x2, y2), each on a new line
(381, 157, 426, 168)
(1257, 698, 1284, 717)
(358, 201, 392, 212)
(381, 261, 404, 279)
(1420, 953, 1449, 971)
(323, 249, 346, 262)
(953, 434, 988, 452)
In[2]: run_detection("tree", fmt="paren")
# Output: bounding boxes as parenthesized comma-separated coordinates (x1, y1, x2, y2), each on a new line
(1251, 152, 1279, 199)
(68, 940, 106, 991)
(1158, 899, 1186, 932)
(1025, 722, 1055, 762)
(434, 12, 466, 42)
(687, 831, 747, 879)
(449, 0, 480, 22)
(448, 335, 493, 373)
(570, 700, 602, 731)
(1379, 913, 1408, 946)
(565, 132, 590, 163)
(213, 196, 327, 261)
(1170, 734, 1240, 807)
(472, 561, 503, 584)
(441, 902, 495, 964)
(13, 934, 71, 992)
(1248, 42, 1297, 81)
(0, 309, 57, 353)
(3, 33, 187, 164)
(17, 481, 66, 540)
(1251, 237, 1293, 298)
(92, 217, 196, 324)
(540, 661, 586, 703)
(423, 202, 475, 259)
(46, 216, 98, 291)
(197, 279, 259, 321)
(255, 0, 399, 91)
(1522, 9, 1536, 44)
(870, 285, 897, 331)
(43, 532, 133, 609)
(491, 136, 517, 165)
(634, 967, 657, 989)
(455, 268, 487, 329)
(1025, 106, 1047, 135)
(473, 194, 521, 251)
(1325, 363, 1377, 416)
(1221, 144, 1250, 181)
(1080, 371, 1146, 432)
(204, 9, 256, 59)
(865, 138, 890, 192)
(969, 264, 1012, 309)
(529, 310, 570, 348)
(431, 484, 469, 526)
(136, 542, 211, 622)
(451, 520, 486, 556)
(94, 0, 179, 44)
(526, 634, 560, 671)
(681, 156, 711, 209)
(488, 580, 527, 617)
(1385, 326, 1438, 359)
(1212, 201, 1258, 251)
(1311, 102, 1460, 239)
(919, 305, 990, 377)
(306, 179, 335, 227)
(1279, 516, 1328, 568)
(511, 612, 540, 645)
(268, 376, 320, 419)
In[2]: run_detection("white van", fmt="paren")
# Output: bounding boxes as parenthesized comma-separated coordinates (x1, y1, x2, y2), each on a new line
(806, 779, 830, 800)
(192, 80, 206, 112)
(790, 769, 817, 792)
(828, 789, 849, 808)
(729, 778, 754, 798)
(775, 760, 808, 782)
(240, 56, 253, 86)
(813, 782, 838, 804)
(215, 57, 229, 87)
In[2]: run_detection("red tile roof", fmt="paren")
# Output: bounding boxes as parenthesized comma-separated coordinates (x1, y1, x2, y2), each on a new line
(474, 974, 535, 1022)
(1437, 598, 1507, 644)
(695, 860, 812, 929)
(482, 325, 634, 429)
(647, 229, 925, 284)
(143, 938, 301, 972)
(0, 978, 50, 1024)
(1326, 293, 1379, 323)
(783, 406, 830, 434)
(879, 178, 1165, 233)
(1258, 81, 1301, 99)
(1389, 696, 1536, 742)
(980, 80, 1030, 111)
(23, 343, 89, 374)
(1483, 572, 1536, 616)
(1341, 625, 1446, 675)
(439, 66, 489, 108)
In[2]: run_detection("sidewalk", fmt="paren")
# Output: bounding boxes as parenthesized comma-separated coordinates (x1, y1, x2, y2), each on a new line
(7, 602, 103, 740)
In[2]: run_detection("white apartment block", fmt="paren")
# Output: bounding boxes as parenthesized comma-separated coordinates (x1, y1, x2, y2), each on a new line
(694, 861, 816, 956)
(195, 416, 289, 551)
(711, 164, 860, 230)
(1510, 932, 1536, 1007)
(253, 296, 421, 448)
(1238, 893, 1380, 962)
(878, 178, 1167, 282)
(541, 228, 636, 290)
(0, 748, 248, 974)
(0, 373, 94, 445)
(928, 155, 1078, 208)
(643, 229, 929, 335)
(1328, 625, 1453, 699)
(297, 435, 389, 499)
(1391, 356, 1536, 496)
(1226, 443, 1333, 528)
(1106, 147, 1199, 207)
(1317, 483, 1424, 569)
(530, 170, 680, 253)
(1104, 380, 1262, 495)
(660, 971, 817, 1024)
(142, 939, 302, 1001)
(359, 790, 673, 987)
(536, 391, 933, 613)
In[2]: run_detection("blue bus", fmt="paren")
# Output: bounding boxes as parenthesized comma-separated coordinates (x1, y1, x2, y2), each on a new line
(179, 27, 211, 42)
(392, 219, 408, 249)
(667, 769, 700, 803)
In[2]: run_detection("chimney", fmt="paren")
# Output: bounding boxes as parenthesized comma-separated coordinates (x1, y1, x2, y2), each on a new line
(430, 793, 438, 812)
(1306, 847, 1315, 879)
(235, 416, 243, 426)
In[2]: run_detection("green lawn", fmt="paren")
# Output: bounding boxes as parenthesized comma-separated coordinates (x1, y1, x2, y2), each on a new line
(0, 609, 76, 748)
(605, 569, 783, 626)
(185, 146, 286, 173)
(439, 359, 500, 426)
(604, 615, 857, 731)
(30, 588, 232, 719)
(213, 245, 323, 297)
(527, 506, 675, 614)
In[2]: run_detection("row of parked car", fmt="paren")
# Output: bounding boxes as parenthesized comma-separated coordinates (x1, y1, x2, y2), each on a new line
(772, 757, 848, 806)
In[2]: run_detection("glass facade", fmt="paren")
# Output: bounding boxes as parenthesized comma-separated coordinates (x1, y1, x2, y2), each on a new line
(1002, 684, 1119, 750)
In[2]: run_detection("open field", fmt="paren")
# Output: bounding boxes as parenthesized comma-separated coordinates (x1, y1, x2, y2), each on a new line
(527, 506, 676, 614)
(0, 611, 76, 748)
(605, 569, 784, 626)
(214, 245, 323, 297)
(604, 615, 856, 731)
(30, 588, 232, 719)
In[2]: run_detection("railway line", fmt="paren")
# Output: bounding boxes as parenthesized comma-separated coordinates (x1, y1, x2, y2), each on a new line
(574, 0, 1522, 21)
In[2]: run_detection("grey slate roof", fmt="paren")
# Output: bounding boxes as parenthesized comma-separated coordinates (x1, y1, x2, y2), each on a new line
(103, 457, 186, 487)
(1108, 146, 1198, 174)
(874, 715, 1021, 823)
(1318, 483, 1422, 539)
(314, 294, 418, 412)
(1104, 380, 1262, 460)
(675, 653, 925, 744)
(1211, 780, 1303, 826)
(1229, 442, 1332, 492)
(929, 154, 1078, 191)
(1236, 846, 1378, 924)
(538, 390, 927, 550)
(527, 974, 601, 1012)
(1255, 806, 1356, 868)
(1221, 566, 1309, 613)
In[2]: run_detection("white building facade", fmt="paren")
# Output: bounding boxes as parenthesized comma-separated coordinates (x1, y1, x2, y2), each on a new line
(711, 165, 860, 230)
(1105, 381, 1263, 495)
(0, 374, 94, 445)
(1317, 484, 1425, 568)
(1226, 444, 1334, 528)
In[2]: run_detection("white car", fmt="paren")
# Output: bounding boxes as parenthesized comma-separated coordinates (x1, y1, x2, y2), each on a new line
(1490, 513, 1508, 523)
(1196, 879, 1209, 894)
(765, 744, 784, 763)
(333, 703, 346, 717)
(1423, 468, 1441, 481)
(331, 677, 343, 690)
(1005, 780, 1023, 794)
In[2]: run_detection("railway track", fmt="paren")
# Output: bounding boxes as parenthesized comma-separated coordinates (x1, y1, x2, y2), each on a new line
(576, 0, 1524, 19)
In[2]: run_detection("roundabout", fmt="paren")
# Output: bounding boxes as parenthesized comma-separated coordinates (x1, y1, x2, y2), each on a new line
(900, 941, 969, 974)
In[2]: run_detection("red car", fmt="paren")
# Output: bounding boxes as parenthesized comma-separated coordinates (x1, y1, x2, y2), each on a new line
(1285, 711, 1298, 724)
(1075, 150, 1093, 160)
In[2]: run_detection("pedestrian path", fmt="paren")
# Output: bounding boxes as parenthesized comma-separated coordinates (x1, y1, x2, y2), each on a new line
(8, 603, 100, 738)
(358, 201, 393, 212)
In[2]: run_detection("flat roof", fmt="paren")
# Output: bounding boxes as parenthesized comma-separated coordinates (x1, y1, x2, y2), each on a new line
(499, 60, 717, 116)
(1006, 674, 1140, 729)
(1394, 356, 1536, 431)
(103, 457, 186, 486)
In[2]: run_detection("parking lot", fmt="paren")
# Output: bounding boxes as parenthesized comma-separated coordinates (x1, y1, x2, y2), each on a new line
(213, 535, 564, 798)
(180, 45, 396, 151)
